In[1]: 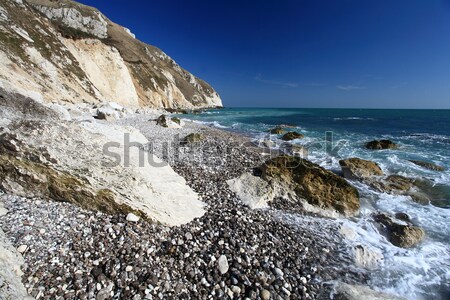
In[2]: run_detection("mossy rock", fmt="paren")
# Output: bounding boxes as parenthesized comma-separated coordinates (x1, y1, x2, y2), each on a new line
(365, 140, 398, 150)
(182, 133, 203, 144)
(339, 158, 384, 180)
(373, 213, 425, 248)
(258, 155, 360, 216)
(0, 154, 151, 221)
(268, 127, 285, 134)
(171, 117, 181, 125)
(281, 131, 304, 141)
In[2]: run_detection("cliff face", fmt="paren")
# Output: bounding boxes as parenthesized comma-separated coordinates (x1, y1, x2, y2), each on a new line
(0, 0, 222, 109)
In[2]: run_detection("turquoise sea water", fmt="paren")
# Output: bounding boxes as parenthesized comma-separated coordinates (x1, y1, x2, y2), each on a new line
(180, 108, 450, 300)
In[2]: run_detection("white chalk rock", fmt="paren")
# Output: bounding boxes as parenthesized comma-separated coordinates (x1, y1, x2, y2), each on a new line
(126, 213, 140, 222)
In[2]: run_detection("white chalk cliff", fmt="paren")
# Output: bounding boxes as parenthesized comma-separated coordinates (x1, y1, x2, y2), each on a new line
(0, 0, 222, 109)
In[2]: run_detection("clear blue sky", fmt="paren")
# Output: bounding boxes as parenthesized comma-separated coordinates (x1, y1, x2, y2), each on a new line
(79, 0, 450, 108)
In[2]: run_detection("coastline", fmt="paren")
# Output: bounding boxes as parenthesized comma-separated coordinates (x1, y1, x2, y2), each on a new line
(0, 112, 374, 299)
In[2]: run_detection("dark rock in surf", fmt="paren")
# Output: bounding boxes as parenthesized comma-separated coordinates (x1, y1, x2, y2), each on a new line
(365, 140, 398, 150)
(373, 213, 425, 248)
(281, 132, 304, 141)
(408, 160, 445, 171)
(339, 158, 384, 180)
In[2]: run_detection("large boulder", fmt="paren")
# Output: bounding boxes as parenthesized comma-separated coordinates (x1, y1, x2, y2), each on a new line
(281, 131, 304, 141)
(226, 172, 274, 209)
(409, 160, 445, 171)
(370, 175, 431, 205)
(258, 156, 360, 216)
(373, 213, 425, 248)
(365, 140, 398, 150)
(339, 158, 384, 180)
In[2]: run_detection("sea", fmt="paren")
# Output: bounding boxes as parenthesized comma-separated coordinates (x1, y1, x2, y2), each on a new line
(179, 108, 450, 300)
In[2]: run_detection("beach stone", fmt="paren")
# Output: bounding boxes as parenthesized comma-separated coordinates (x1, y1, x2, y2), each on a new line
(339, 158, 384, 180)
(126, 213, 140, 222)
(259, 155, 360, 216)
(155, 115, 181, 128)
(217, 255, 229, 275)
(281, 131, 304, 141)
(268, 127, 285, 134)
(17, 245, 28, 254)
(261, 289, 271, 300)
(333, 282, 407, 300)
(373, 213, 425, 248)
(409, 160, 445, 171)
(365, 140, 398, 150)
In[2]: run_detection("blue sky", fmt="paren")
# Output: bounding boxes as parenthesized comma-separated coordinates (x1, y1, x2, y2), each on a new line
(79, 0, 450, 108)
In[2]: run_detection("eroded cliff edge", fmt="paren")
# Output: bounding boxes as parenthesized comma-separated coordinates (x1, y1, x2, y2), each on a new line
(0, 0, 222, 109)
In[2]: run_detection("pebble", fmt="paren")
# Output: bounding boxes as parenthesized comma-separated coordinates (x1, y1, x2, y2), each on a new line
(217, 255, 229, 275)
(126, 213, 140, 222)
(17, 244, 28, 254)
(261, 289, 271, 300)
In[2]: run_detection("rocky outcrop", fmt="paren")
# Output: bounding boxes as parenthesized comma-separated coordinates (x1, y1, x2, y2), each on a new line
(258, 156, 360, 216)
(365, 140, 398, 150)
(339, 158, 384, 180)
(0, 0, 222, 109)
(281, 131, 304, 141)
(0, 227, 33, 299)
(373, 213, 425, 248)
(409, 160, 445, 171)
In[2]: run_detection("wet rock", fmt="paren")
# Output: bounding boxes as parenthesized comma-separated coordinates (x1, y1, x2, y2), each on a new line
(268, 127, 285, 134)
(409, 160, 445, 171)
(259, 156, 360, 216)
(333, 282, 406, 300)
(394, 212, 410, 222)
(373, 213, 425, 248)
(281, 131, 304, 141)
(365, 140, 398, 150)
(339, 158, 384, 180)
